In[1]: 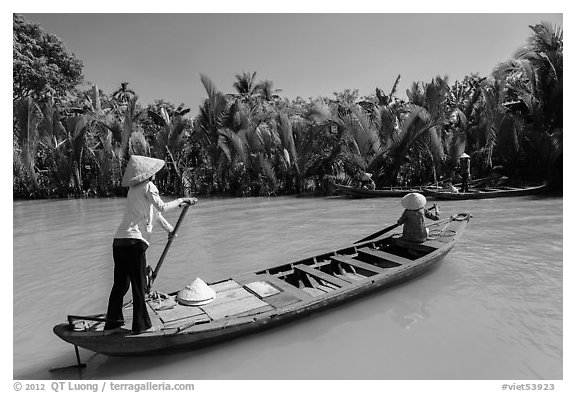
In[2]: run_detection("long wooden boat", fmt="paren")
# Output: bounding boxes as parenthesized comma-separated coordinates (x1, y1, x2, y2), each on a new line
(333, 183, 428, 198)
(53, 212, 471, 357)
(425, 183, 547, 200)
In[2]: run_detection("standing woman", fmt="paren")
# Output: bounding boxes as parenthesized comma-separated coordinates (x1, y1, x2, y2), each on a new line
(459, 152, 471, 193)
(104, 155, 196, 334)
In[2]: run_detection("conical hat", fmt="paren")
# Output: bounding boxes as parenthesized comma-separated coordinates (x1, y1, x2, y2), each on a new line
(177, 278, 216, 306)
(459, 152, 470, 159)
(401, 192, 427, 210)
(361, 172, 373, 180)
(121, 155, 165, 187)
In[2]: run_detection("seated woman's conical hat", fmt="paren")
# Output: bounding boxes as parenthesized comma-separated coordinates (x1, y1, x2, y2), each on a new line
(401, 192, 427, 210)
(176, 278, 216, 306)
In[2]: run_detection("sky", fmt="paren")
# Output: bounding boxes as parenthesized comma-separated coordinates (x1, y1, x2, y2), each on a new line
(19, 11, 564, 116)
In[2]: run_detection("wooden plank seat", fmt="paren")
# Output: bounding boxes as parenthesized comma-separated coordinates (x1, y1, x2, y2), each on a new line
(331, 254, 387, 275)
(357, 248, 412, 266)
(294, 264, 350, 288)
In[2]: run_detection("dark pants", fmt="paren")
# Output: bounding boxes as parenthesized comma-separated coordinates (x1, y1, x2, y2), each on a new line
(105, 239, 151, 333)
(460, 173, 470, 193)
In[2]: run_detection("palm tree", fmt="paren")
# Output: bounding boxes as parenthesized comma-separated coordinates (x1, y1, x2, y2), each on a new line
(492, 22, 562, 181)
(257, 80, 282, 102)
(232, 71, 259, 103)
(112, 82, 136, 106)
(13, 97, 43, 195)
(232, 122, 280, 195)
(443, 75, 487, 175)
(195, 74, 236, 193)
(148, 105, 193, 194)
(36, 100, 75, 196)
(388, 77, 449, 185)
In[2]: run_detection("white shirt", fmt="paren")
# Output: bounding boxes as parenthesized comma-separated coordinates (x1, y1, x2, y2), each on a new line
(114, 180, 182, 245)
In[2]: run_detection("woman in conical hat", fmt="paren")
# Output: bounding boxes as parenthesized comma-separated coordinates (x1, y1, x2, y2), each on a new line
(458, 152, 471, 193)
(360, 172, 376, 190)
(105, 155, 197, 334)
(397, 193, 439, 243)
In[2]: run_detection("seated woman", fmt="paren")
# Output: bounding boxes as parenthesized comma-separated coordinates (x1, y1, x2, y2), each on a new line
(446, 182, 459, 193)
(360, 172, 376, 190)
(397, 193, 439, 243)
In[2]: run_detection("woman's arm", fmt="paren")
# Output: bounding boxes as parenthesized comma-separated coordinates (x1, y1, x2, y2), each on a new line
(155, 211, 174, 233)
(146, 182, 182, 212)
(397, 210, 407, 224)
(424, 208, 440, 221)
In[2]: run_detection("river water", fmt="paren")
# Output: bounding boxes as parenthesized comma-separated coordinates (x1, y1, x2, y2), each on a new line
(12, 194, 563, 381)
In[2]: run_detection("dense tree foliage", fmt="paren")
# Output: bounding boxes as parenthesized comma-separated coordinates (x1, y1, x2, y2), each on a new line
(13, 15, 562, 199)
(13, 14, 84, 103)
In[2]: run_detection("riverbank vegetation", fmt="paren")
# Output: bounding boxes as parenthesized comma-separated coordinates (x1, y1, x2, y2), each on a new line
(13, 14, 562, 199)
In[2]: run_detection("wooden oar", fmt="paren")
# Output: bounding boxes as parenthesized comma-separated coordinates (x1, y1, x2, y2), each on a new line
(146, 202, 191, 293)
(354, 205, 436, 244)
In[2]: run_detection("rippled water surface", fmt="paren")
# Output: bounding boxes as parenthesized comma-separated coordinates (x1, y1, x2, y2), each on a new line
(13, 194, 562, 380)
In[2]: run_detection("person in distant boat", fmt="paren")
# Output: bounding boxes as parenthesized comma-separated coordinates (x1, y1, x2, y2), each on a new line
(446, 182, 459, 193)
(488, 165, 508, 187)
(360, 172, 376, 190)
(397, 193, 439, 243)
(104, 155, 197, 335)
(458, 153, 471, 193)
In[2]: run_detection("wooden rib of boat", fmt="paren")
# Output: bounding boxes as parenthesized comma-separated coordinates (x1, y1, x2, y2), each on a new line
(53, 212, 471, 357)
(425, 183, 547, 200)
(333, 183, 428, 198)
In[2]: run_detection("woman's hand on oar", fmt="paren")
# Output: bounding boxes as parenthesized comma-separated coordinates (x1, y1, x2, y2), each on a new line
(162, 223, 175, 239)
(179, 197, 197, 207)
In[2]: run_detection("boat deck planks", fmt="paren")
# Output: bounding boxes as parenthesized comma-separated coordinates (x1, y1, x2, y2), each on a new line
(260, 290, 303, 309)
(156, 301, 207, 323)
(200, 293, 270, 320)
(202, 286, 252, 307)
(163, 314, 211, 330)
(210, 280, 241, 292)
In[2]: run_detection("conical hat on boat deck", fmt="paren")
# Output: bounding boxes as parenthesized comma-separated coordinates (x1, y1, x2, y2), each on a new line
(401, 192, 427, 210)
(121, 155, 166, 187)
(361, 172, 373, 180)
(176, 278, 216, 306)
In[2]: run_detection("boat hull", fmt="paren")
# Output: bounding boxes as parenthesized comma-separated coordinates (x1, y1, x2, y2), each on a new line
(334, 184, 427, 198)
(54, 213, 470, 356)
(426, 184, 547, 200)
